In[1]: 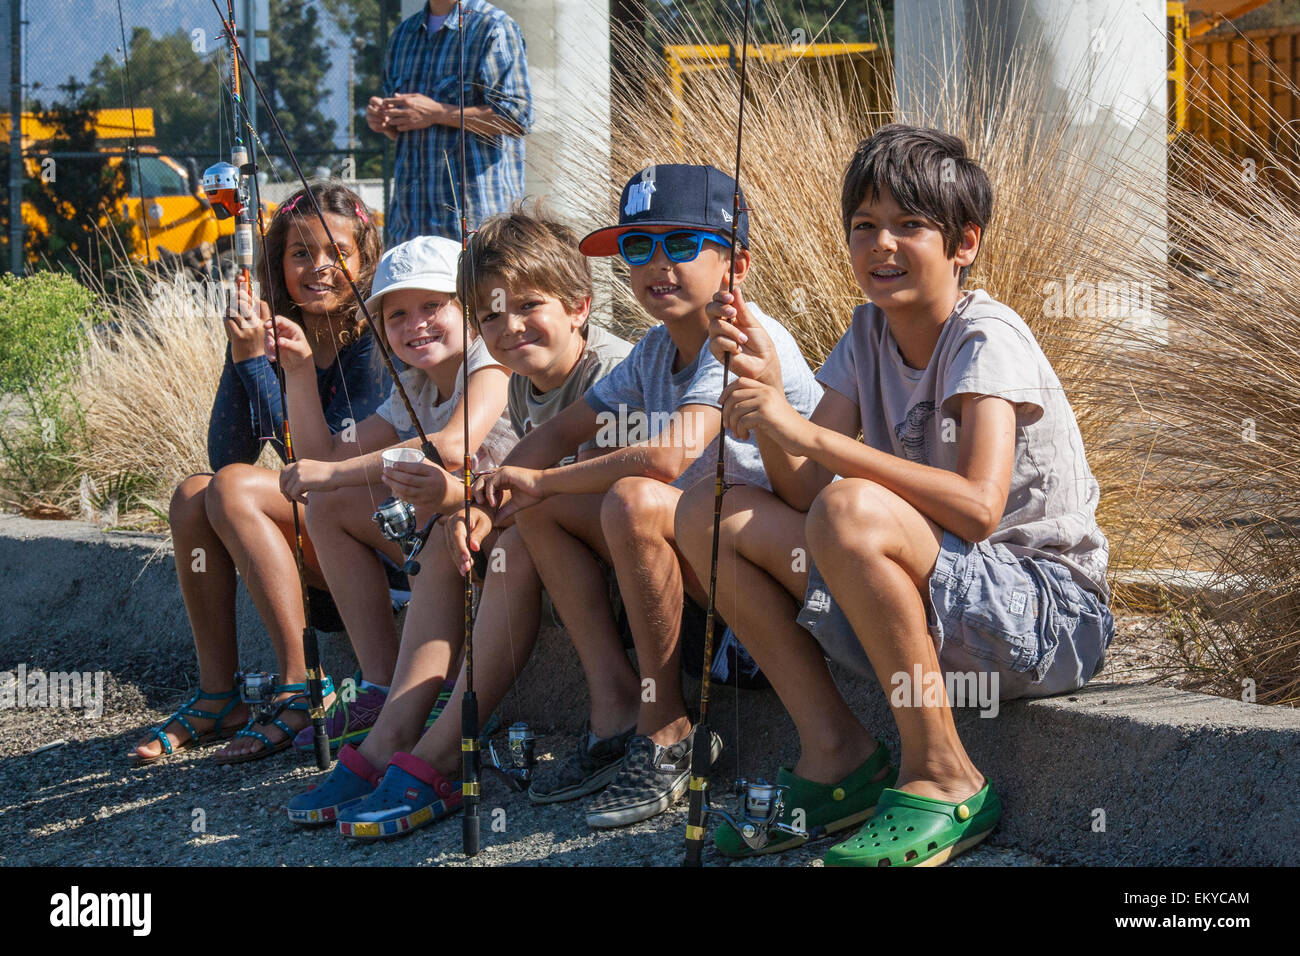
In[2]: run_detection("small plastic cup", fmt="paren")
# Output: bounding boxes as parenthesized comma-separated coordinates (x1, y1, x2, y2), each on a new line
(381, 447, 424, 472)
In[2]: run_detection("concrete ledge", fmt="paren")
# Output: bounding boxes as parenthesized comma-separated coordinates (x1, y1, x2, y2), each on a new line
(1113, 568, 1251, 608)
(2, 513, 1297, 865)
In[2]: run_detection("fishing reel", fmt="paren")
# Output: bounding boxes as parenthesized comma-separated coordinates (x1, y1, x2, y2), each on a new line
(200, 160, 250, 220)
(234, 670, 279, 724)
(372, 497, 437, 576)
(703, 778, 822, 852)
(487, 721, 537, 792)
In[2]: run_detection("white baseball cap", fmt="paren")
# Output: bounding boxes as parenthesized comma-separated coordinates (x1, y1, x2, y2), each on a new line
(364, 235, 463, 313)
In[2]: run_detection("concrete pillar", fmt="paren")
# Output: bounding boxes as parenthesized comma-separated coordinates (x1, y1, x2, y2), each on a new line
(896, 0, 1167, 338)
(399, 0, 612, 321)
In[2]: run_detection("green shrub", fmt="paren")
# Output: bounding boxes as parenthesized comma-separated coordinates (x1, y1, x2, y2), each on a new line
(0, 271, 97, 512)
(0, 384, 89, 512)
(0, 271, 96, 392)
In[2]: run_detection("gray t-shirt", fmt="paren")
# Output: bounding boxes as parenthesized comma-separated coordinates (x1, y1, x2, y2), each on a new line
(817, 288, 1110, 602)
(507, 325, 634, 454)
(585, 300, 823, 490)
(377, 336, 518, 472)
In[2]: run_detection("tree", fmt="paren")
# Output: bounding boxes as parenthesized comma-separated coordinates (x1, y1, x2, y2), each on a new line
(261, 0, 339, 169)
(86, 27, 220, 160)
(21, 80, 132, 281)
(321, 0, 396, 178)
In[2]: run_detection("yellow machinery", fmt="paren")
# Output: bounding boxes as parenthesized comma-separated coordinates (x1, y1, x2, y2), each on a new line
(1, 107, 267, 266)
(663, 6, 1284, 147)
(663, 40, 887, 148)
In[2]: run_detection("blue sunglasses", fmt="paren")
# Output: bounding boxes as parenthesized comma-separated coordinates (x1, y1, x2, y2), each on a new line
(617, 229, 732, 266)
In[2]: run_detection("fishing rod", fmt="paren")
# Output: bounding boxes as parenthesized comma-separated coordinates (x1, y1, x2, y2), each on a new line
(201, 0, 330, 769)
(206, 0, 441, 467)
(454, 0, 482, 858)
(683, 0, 817, 867)
(204, 0, 444, 766)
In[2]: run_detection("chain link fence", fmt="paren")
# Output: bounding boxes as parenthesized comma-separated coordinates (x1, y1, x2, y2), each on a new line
(4, 0, 401, 274)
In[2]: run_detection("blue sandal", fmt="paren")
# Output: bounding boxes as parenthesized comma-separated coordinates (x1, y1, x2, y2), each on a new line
(129, 688, 243, 767)
(214, 676, 335, 766)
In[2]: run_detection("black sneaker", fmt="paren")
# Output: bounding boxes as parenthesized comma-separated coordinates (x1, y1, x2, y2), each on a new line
(528, 724, 634, 804)
(585, 726, 723, 829)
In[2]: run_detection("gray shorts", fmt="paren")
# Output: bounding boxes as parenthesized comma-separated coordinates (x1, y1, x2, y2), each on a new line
(796, 530, 1115, 702)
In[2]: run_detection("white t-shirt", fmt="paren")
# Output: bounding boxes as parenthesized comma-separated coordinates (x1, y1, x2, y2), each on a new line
(376, 336, 517, 472)
(817, 288, 1111, 602)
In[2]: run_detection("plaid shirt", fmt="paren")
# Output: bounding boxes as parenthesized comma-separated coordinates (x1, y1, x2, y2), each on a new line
(382, 0, 533, 246)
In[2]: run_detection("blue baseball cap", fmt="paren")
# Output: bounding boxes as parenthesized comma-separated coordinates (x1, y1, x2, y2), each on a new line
(579, 163, 749, 256)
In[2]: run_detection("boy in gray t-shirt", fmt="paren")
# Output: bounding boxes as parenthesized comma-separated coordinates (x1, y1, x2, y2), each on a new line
(678, 125, 1115, 867)
(820, 288, 1109, 603)
(509, 323, 632, 459)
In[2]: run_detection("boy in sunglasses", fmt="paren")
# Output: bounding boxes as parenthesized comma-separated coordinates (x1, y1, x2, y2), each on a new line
(474, 164, 821, 827)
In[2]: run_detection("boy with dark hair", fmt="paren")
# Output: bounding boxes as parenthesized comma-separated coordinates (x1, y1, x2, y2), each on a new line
(477, 164, 823, 828)
(677, 124, 1114, 865)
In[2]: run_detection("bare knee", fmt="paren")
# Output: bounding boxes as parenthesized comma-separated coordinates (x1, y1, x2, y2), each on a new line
(170, 474, 213, 530)
(204, 463, 265, 527)
(673, 478, 715, 569)
(304, 486, 349, 537)
(513, 493, 565, 539)
(806, 479, 889, 562)
(492, 525, 535, 580)
(601, 476, 670, 543)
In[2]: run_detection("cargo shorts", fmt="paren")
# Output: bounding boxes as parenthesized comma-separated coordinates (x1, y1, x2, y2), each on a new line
(796, 530, 1115, 702)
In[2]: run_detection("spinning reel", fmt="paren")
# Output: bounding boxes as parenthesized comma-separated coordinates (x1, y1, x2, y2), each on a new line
(200, 160, 250, 220)
(234, 670, 279, 724)
(701, 778, 824, 852)
(487, 721, 537, 792)
(372, 497, 438, 576)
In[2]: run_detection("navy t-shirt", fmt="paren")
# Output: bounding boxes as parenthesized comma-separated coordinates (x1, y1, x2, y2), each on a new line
(207, 332, 390, 471)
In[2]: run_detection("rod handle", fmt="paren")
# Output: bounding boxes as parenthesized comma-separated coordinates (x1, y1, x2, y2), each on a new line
(461, 690, 480, 857)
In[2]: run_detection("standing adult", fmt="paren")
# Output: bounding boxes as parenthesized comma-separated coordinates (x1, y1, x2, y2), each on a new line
(368, 0, 534, 247)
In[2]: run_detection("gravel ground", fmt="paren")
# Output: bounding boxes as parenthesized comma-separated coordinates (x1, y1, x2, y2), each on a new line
(1, 679, 1052, 868)
(0, 610, 1188, 868)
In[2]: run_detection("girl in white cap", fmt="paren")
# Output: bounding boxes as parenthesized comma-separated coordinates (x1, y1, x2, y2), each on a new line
(211, 235, 515, 762)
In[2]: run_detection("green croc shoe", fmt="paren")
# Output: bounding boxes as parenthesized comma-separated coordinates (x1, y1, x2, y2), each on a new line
(714, 740, 897, 859)
(823, 780, 1002, 867)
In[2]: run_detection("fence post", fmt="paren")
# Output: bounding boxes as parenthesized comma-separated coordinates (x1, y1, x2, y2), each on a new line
(8, 0, 23, 276)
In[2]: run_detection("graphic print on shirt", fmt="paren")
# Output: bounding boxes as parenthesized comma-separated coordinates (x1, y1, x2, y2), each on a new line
(894, 400, 935, 464)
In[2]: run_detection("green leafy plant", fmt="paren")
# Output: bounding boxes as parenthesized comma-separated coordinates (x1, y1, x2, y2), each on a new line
(0, 271, 96, 391)
(0, 271, 98, 514)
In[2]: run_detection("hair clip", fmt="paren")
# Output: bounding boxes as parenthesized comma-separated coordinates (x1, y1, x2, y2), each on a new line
(278, 194, 303, 216)
(354, 202, 370, 225)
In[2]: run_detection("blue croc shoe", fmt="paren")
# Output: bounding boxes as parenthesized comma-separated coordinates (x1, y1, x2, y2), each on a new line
(286, 743, 382, 826)
(337, 751, 462, 840)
